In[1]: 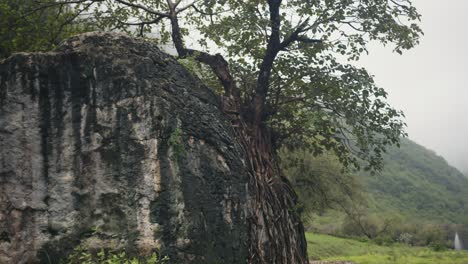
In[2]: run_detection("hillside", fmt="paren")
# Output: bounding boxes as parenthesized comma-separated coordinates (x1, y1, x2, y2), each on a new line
(361, 138, 468, 223)
(289, 137, 468, 247)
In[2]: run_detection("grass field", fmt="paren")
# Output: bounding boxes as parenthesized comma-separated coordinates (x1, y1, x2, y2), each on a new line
(306, 232, 468, 264)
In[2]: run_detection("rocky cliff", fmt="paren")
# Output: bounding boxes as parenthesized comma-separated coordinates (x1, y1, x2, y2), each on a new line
(0, 32, 251, 263)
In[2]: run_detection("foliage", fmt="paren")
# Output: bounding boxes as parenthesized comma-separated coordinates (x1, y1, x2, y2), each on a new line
(280, 148, 365, 215)
(65, 246, 169, 264)
(168, 127, 186, 159)
(306, 232, 468, 264)
(32, 0, 424, 172)
(0, 0, 94, 59)
(337, 212, 459, 248)
(280, 148, 400, 241)
(341, 212, 395, 241)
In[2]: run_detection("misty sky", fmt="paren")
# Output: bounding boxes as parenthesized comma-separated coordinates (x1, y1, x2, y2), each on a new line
(355, 0, 468, 173)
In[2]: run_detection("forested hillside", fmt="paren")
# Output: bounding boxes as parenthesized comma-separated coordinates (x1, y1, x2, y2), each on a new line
(285, 137, 468, 247)
(363, 138, 468, 223)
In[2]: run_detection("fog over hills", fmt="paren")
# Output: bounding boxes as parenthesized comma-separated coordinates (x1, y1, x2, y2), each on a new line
(354, 0, 468, 173)
(361, 138, 468, 223)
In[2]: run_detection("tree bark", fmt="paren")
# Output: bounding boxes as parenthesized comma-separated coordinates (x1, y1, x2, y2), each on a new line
(234, 121, 308, 263)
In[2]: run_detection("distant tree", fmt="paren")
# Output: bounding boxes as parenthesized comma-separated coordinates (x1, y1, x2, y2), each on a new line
(280, 148, 364, 215)
(28, 1, 422, 262)
(0, 0, 93, 59)
(280, 148, 397, 240)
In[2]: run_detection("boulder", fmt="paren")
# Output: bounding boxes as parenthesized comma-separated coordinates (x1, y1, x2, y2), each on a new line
(0, 32, 250, 263)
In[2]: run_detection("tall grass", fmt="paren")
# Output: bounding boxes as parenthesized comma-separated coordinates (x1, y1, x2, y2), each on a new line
(307, 232, 468, 264)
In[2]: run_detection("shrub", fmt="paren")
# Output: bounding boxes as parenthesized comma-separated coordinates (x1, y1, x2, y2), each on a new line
(65, 246, 169, 264)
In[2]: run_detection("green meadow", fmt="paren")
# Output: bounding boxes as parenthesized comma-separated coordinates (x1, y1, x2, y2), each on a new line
(307, 232, 468, 264)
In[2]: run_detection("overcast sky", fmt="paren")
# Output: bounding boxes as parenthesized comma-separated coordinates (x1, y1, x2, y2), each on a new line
(355, 0, 468, 173)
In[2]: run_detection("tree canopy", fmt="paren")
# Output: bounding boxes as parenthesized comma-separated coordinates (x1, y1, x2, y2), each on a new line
(0, 0, 94, 59)
(38, 0, 422, 171)
(26, 0, 422, 171)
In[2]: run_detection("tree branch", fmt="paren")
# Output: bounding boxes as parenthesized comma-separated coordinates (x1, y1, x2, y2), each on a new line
(117, 16, 166, 26)
(49, 1, 94, 45)
(148, 1, 238, 103)
(176, 0, 201, 14)
(279, 18, 322, 51)
(184, 49, 238, 99)
(24, 0, 96, 18)
(114, 0, 170, 17)
(250, 0, 283, 125)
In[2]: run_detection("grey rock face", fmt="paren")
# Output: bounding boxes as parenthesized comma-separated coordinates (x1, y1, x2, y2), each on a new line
(0, 32, 250, 263)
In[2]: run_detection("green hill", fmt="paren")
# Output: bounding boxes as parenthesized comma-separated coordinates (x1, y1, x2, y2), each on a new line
(285, 137, 468, 247)
(362, 138, 468, 223)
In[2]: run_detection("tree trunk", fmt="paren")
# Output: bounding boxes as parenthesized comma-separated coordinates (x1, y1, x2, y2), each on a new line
(224, 96, 308, 263)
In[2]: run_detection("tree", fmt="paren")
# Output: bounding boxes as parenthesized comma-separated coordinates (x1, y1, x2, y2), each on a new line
(0, 0, 94, 59)
(30, 1, 422, 263)
(280, 148, 365, 216)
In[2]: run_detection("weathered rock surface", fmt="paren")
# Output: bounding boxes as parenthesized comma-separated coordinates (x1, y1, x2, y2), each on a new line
(0, 32, 251, 263)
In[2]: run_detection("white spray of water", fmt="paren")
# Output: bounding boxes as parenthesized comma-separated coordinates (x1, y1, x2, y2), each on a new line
(455, 232, 463, 250)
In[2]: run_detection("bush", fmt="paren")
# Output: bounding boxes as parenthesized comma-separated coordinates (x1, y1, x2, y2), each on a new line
(374, 235, 394, 246)
(396, 232, 413, 245)
(65, 246, 169, 264)
(430, 242, 449, 252)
